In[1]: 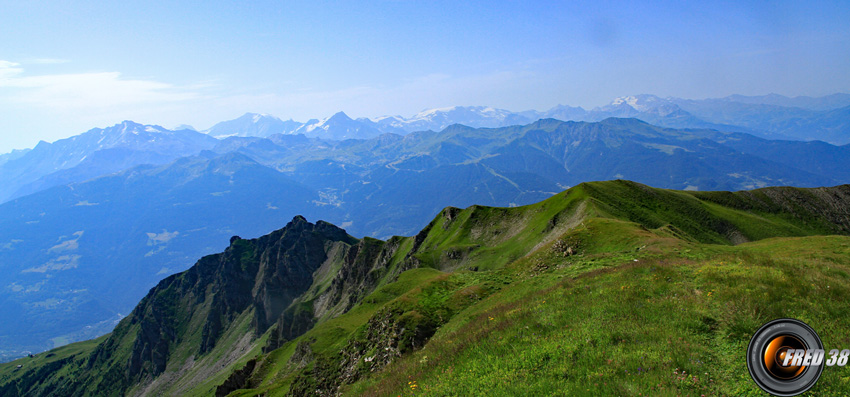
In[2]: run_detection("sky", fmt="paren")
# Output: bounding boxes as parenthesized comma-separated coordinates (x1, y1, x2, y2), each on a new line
(1, 0, 849, 153)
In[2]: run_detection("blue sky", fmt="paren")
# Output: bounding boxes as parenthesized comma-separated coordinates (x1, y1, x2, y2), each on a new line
(1, 0, 849, 152)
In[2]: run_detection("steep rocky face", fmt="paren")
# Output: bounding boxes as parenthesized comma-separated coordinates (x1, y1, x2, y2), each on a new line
(84, 216, 357, 393)
(266, 236, 411, 350)
(215, 359, 257, 397)
(288, 306, 438, 396)
(315, 238, 397, 318)
(267, 219, 449, 353)
(249, 217, 356, 333)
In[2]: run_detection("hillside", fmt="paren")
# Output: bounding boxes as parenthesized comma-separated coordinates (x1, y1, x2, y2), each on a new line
(2, 180, 850, 396)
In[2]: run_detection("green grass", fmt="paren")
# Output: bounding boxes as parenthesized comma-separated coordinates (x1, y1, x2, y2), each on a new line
(0, 334, 108, 396)
(344, 235, 850, 396)
(407, 184, 590, 273)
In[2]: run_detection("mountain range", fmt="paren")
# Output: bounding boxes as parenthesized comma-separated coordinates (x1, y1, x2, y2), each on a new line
(203, 93, 850, 144)
(2, 181, 849, 395)
(1, 115, 849, 359)
(0, 93, 849, 360)
(0, 122, 218, 203)
(4, 92, 849, 207)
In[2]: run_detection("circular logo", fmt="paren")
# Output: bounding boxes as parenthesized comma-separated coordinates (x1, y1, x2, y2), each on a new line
(747, 318, 825, 396)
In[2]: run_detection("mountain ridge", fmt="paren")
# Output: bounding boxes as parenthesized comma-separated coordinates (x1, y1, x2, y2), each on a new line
(0, 121, 218, 203)
(4, 92, 849, 207)
(191, 92, 850, 144)
(2, 180, 850, 395)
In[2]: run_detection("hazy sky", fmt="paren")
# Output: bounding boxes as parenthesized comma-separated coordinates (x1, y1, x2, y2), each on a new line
(1, 1, 849, 153)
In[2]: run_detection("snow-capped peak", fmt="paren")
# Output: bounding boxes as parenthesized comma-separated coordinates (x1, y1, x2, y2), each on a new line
(300, 112, 353, 132)
(609, 95, 666, 112)
(413, 106, 461, 119)
(250, 113, 273, 123)
(206, 113, 298, 138)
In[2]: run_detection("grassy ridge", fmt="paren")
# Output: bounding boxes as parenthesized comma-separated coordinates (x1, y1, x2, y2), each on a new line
(231, 181, 850, 395)
(1, 180, 849, 396)
(344, 229, 850, 395)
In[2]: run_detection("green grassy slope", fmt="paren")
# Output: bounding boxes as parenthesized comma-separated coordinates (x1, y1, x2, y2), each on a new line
(1, 180, 849, 396)
(345, 232, 850, 396)
(219, 181, 850, 396)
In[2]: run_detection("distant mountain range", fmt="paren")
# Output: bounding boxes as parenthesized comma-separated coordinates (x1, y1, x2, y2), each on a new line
(206, 113, 302, 139)
(0, 121, 218, 203)
(203, 93, 850, 144)
(5, 93, 846, 207)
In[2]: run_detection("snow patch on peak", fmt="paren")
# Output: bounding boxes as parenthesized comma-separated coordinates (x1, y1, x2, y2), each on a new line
(611, 96, 638, 107)
(367, 105, 535, 133)
(414, 106, 460, 118)
(371, 115, 404, 123)
(120, 122, 136, 135)
(610, 95, 666, 111)
(249, 113, 273, 123)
